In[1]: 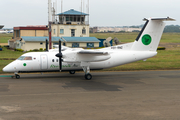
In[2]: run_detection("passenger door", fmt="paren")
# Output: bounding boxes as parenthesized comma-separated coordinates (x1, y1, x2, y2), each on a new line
(40, 55, 48, 70)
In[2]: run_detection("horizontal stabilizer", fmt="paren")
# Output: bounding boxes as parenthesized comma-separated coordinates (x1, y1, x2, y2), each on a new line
(143, 17, 175, 21)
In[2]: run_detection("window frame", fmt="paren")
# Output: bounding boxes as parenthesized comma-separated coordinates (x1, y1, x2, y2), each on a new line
(60, 29, 64, 34)
(87, 43, 94, 48)
(53, 29, 56, 34)
(72, 43, 79, 48)
(82, 29, 86, 34)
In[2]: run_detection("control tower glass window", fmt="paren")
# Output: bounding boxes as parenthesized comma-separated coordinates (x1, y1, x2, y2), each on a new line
(66, 16, 69, 21)
(77, 16, 80, 22)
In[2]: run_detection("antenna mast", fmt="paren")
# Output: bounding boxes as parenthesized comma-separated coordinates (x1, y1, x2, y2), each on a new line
(88, 0, 89, 24)
(48, 0, 52, 49)
(48, 0, 52, 22)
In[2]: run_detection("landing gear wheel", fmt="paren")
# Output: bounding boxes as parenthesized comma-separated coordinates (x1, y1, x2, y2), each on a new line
(69, 70, 76, 74)
(85, 73, 92, 80)
(15, 75, 20, 79)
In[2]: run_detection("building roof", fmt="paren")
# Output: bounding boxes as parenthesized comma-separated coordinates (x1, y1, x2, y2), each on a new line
(57, 9, 88, 16)
(14, 26, 48, 30)
(21, 36, 100, 43)
(61, 37, 100, 42)
(21, 37, 60, 42)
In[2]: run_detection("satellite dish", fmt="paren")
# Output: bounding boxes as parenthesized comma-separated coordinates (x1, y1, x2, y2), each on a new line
(103, 37, 112, 47)
(114, 37, 120, 45)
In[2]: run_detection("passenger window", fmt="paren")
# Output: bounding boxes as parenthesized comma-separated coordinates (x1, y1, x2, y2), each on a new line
(56, 59, 58, 62)
(52, 59, 54, 62)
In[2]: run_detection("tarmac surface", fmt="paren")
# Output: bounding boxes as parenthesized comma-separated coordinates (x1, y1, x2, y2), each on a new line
(0, 70, 180, 120)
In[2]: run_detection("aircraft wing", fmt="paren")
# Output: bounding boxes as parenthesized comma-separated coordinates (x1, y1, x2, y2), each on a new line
(77, 50, 110, 62)
(63, 50, 111, 62)
(78, 50, 108, 55)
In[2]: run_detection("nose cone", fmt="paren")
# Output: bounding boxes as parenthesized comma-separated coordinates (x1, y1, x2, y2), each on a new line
(3, 65, 10, 72)
(3, 63, 15, 72)
(3, 60, 18, 73)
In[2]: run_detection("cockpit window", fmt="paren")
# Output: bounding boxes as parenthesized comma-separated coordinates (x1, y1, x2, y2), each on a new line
(17, 56, 32, 60)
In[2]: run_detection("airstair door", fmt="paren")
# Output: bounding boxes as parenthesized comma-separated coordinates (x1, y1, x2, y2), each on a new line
(41, 55, 48, 70)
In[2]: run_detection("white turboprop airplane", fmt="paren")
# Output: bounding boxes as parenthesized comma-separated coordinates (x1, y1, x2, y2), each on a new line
(0, 30, 8, 34)
(3, 17, 175, 80)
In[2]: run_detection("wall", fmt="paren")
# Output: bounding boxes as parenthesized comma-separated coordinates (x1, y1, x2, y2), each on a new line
(36, 30, 48, 36)
(20, 30, 48, 37)
(51, 24, 89, 37)
(20, 41, 99, 51)
(21, 42, 46, 51)
(14, 30, 20, 38)
(21, 30, 35, 36)
(65, 42, 99, 48)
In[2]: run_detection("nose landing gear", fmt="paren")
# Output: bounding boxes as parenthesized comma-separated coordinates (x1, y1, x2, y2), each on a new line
(15, 74, 20, 79)
(13, 72, 20, 79)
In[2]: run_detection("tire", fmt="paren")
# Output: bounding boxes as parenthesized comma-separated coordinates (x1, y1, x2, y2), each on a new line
(16, 75, 20, 79)
(69, 70, 75, 74)
(85, 73, 92, 80)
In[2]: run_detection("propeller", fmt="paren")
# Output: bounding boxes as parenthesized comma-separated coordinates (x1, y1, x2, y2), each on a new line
(55, 39, 62, 71)
(45, 39, 48, 51)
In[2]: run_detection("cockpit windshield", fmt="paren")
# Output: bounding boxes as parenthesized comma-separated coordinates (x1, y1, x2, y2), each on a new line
(17, 56, 32, 60)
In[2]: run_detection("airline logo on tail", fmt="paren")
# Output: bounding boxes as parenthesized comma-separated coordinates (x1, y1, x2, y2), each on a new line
(142, 34, 152, 45)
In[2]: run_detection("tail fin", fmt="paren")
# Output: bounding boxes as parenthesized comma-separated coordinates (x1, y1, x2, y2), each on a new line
(131, 17, 175, 51)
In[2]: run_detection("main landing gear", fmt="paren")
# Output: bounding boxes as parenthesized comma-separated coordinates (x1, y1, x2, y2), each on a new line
(82, 66, 92, 80)
(85, 73, 92, 80)
(69, 70, 76, 74)
(69, 69, 92, 80)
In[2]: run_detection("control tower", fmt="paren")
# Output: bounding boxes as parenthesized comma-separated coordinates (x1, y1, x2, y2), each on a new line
(51, 9, 89, 37)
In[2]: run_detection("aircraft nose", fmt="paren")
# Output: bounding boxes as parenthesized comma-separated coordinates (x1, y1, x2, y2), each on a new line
(3, 64, 14, 72)
(3, 66, 9, 72)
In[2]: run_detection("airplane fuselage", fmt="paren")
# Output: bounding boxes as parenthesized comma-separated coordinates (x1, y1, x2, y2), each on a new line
(3, 49, 157, 73)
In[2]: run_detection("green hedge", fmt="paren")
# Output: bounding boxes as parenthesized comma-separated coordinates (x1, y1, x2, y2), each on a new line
(157, 47, 166, 50)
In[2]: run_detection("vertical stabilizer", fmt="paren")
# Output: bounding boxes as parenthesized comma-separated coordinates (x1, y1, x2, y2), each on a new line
(131, 17, 175, 51)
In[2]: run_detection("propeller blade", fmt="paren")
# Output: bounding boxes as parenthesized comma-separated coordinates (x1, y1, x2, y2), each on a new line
(46, 39, 48, 51)
(59, 39, 62, 71)
(55, 39, 63, 72)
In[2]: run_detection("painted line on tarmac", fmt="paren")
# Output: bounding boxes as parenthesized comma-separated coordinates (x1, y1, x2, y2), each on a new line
(0, 75, 12, 77)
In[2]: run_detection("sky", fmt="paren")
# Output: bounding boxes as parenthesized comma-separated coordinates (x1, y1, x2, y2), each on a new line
(0, 0, 179, 28)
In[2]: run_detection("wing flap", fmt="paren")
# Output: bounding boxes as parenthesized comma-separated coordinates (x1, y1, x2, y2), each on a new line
(63, 50, 110, 62)
(78, 50, 108, 55)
